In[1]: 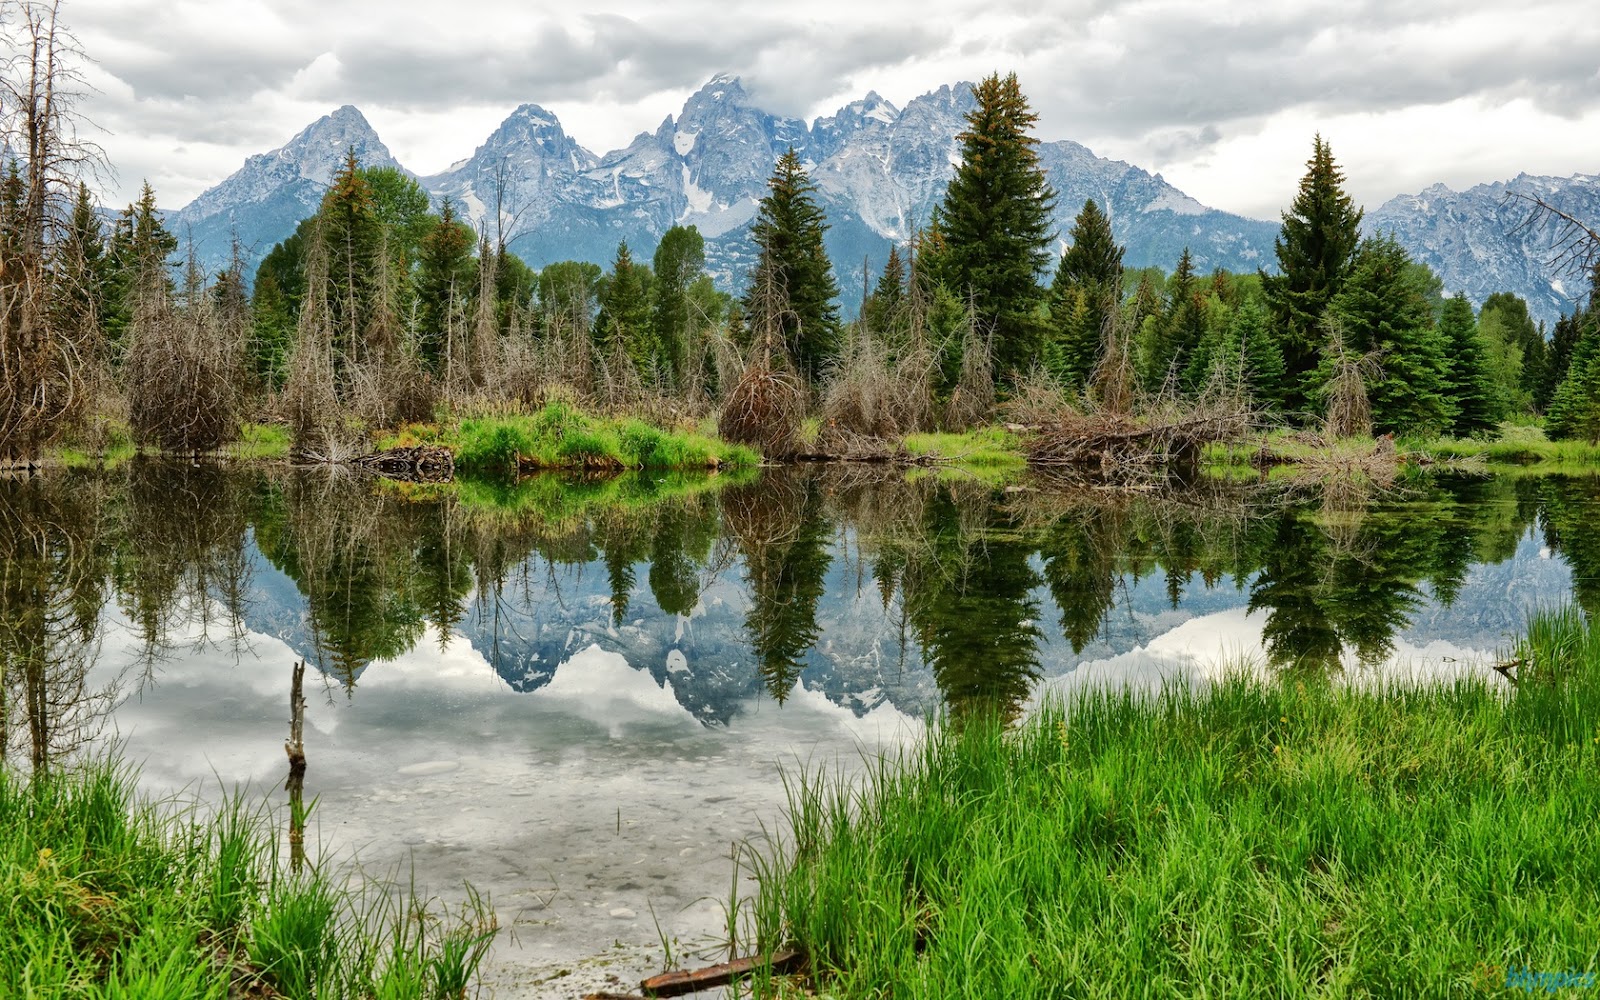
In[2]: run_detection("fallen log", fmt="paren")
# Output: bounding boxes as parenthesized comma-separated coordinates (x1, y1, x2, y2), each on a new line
(640, 949, 805, 997)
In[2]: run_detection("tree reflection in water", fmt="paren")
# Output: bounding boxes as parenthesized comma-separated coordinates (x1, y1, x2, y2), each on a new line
(0, 464, 1595, 750)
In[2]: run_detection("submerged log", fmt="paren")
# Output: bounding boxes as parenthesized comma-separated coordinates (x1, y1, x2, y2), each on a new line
(351, 445, 455, 482)
(639, 949, 805, 997)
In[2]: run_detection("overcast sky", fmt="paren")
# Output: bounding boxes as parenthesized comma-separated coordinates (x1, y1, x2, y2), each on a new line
(41, 0, 1600, 220)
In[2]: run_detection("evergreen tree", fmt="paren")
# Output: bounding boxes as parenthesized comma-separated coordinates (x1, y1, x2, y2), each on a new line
(52, 182, 111, 357)
(650, 224, 705, 387)
(934, 73, 1056, 380)
(1438, 293, 1504, 435)
(743, 148, 841, 384)
(105, 181, 178, 358)
(319, 150, 382, 359)
(1325, 235, 1452, 435)
(1479, 291, 1543, 413)
(1142, 248, 1204, 389)
(862, 244, 908, 341)
(1048, 198, 1123, 391)
(413, 197, 475, 369)
(1262, 135, 1364, 413)
(596, 241, 656, 377)
(1545, 351, 1600, 443)
(1229, 298, 1287, 409)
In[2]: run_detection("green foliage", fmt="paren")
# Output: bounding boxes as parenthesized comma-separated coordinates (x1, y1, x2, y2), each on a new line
(1545, 351, 1600, 443)
(596, 241, 657, 377)
(1263, 135, 1365, 411)
(650, 224, 706, 386)
(536, 259, 602, 334)
(1047, 199, 1123, 391)
(1325, 235, 1453, 435)
(744, 148, 841, 384)
(862, 243, 909, 341)
(413, 197, 476, 367)
(1439, 293, 1505, 435)
(1229, 297, 1286, 408)
(934, 73, 1056, 381)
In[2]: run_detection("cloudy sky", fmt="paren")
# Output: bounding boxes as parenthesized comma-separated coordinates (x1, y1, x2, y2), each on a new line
(38, 0, 1600, 220)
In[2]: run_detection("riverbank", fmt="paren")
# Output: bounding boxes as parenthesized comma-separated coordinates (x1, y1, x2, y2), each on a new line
(744, 605, 1600, 998)
(0, 757, 497, 998)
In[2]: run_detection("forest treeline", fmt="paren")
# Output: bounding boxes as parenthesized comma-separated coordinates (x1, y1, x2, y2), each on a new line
(4, 2, 1600, 466)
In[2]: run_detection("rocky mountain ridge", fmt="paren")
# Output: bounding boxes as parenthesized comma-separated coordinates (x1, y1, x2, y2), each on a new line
(168, 77, 1595, 324)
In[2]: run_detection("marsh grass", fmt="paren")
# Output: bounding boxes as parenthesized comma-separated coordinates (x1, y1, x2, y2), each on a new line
(747, 607, 1600, 999)
(378, 401, 758, 475)
(0, 757, 497, 999)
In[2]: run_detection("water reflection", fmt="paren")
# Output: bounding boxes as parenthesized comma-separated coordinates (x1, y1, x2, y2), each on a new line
(0, 463, 1596, 750)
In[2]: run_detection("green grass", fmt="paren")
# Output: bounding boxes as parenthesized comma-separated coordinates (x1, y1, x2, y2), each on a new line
(1, 758, 497, 999)
(902, 427, 1027, 471)
(747, 606, 1600, 999)
(378, 402, 759, 475)
(1409, 423, 1600, 468)
(226, 423, 293, 461)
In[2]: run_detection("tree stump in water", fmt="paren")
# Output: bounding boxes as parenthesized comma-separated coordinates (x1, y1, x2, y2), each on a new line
(351, 446, 455, 482)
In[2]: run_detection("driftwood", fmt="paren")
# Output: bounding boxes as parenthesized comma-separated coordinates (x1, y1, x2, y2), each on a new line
(350, 445, 455, 482)
(639, 949, 805, 997)
(1026, 408, 1252, 475)
(285, 660, 307, 874)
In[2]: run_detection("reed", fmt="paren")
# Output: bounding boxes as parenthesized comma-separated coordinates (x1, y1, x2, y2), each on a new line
(0, 756, 497, 999)
(747, 606, 1600, 998)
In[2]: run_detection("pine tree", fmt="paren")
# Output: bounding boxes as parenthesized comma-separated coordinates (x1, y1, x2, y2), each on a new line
(413, 197, 475, 370)
(52, 182, 111, 358)
(105, 181, 177, 360)
(1545, 351, 1600, 443)
(1048, 198, 1123, 391)
(1325, 235, 1452, 435)
(1142, 248, 1203, 390)
(934, 72, 1056, 381)
(650, 224, 705, 388)
(1229, 298, 1286, 409)
(862, 244, 908, 341)
(1263, 135, 1364, 412)
(1438, 293, 1504, 435)
(319, 150, 382, 359)
(743, 148, 840, 384)
(596, 241, 656, 378)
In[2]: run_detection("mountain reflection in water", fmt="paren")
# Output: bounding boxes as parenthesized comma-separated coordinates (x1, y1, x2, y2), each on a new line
(1, 463, 1595, 770)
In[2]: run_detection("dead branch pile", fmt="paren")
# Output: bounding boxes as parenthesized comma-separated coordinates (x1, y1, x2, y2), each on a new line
(1320, 322, 1381, 440)
(351, 445, 454, 482)
(719, 349, 804, 460)
(124, 263, 243, 454)
(1025, 387, 1254, 479)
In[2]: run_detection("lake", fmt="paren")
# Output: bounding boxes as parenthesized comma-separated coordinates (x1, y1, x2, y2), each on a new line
(2, 464, 1594, 995)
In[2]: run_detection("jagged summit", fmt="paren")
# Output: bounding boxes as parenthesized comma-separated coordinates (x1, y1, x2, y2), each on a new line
(167, 76, 1594, 324)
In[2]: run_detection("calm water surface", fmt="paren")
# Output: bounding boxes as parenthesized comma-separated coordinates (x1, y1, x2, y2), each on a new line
(2, 464, 1595, 995)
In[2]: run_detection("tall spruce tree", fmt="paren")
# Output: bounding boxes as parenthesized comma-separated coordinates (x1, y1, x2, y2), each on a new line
(1263, 135, 1364, 414)
(1438, 293, 1504, 435)
(934, 72, 1056, 381)
(413, 197, 475, 369)
(862, 244, 908, 340)
(743, 148, 840, 384)
(1325, 235, 1452, 435)
(596, 241, 656, 377)
(1048, 198, 1123, 391)
(1229, 297, 1287, 408)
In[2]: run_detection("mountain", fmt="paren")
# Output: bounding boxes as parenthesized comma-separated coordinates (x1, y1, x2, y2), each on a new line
(167, 77, 1594, 325)
(169, 105, 404, 269)
(1367, 173, 1600, 325)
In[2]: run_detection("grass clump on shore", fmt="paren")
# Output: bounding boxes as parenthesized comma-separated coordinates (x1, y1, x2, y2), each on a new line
(380, 402, 759, 476)
(748, 606, 1600, 998)
(902, 427, 1026, 469)
(0, 758, 496, 999)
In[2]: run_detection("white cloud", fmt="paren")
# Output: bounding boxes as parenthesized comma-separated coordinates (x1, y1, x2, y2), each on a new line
(26, 0, 1599, 216)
